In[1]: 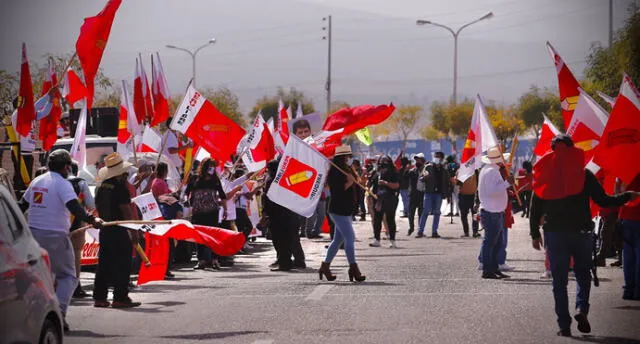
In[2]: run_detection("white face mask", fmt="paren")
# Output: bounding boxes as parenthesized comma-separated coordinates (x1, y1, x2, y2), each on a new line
(433, 158, 442, 165)
(346, 158, 353, 166)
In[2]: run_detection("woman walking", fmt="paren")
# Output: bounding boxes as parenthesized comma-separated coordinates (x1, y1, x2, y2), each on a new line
(370, 155, 400, 248)
(318, 145, 366, 282)
(186, 158, 228, 270)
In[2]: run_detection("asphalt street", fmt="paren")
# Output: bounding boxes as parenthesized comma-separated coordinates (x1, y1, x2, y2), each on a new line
(66, 211, 640, 344)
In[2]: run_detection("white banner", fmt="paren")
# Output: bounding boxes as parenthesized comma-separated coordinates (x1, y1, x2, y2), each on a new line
(132, 192, 163, 220)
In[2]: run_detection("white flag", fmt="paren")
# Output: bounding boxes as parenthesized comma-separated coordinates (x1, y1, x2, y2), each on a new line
(132, 192, 163, 220)
(296, 101, 303, 119)
(70, 101, 88, 169)
(266, 135, 330, 217)
(241, 114, 270, 172)
(457, 94, 498, 182)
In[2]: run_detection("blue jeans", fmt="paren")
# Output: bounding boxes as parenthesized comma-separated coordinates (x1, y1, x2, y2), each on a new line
(305, 200, 326, 237)
(325, 213, 356, 264)
(545, 231, 593, 331)
(498, 227, 508, 265)
(418, 193, 443, 235)
(622, 220, 640, 299)
(399, 189, 409, 215)
(480, 210, 504, 274)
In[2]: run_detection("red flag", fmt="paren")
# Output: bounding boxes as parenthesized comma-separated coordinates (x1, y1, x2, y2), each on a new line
(567, 90, 609, 164)
(278, 99, 290, 144)
(322, 104, 395, 136)
(170, 84, 246, 162)
(242, 115, 276, 171)
(137, 233, 169, 285)
(546, 42, 581, 130)
(133, 57, 152, 124)
(118, 80, 138, 144)
(39, 60, 63, 151)
(61, 68, 88, 107)
(75, 0, 122, 109)
(16, 43, 35, 137)
(150, 53, 170, 127)
(593, 74, 640, 185)
(533, 114, 562, 157)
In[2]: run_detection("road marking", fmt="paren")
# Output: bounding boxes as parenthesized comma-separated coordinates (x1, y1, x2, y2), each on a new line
(305, 285, 333, 301)
(251, 340, 274, 344)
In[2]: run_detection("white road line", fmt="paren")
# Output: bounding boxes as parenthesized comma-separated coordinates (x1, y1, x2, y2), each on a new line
(305, 285, 333, 301)
(251, 340, 274, 344)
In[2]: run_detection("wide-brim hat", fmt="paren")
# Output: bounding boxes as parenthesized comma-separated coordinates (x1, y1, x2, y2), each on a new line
(480, 146, 511, 165)
(334, 145, 352, 156)
(97, 153, 134, 181)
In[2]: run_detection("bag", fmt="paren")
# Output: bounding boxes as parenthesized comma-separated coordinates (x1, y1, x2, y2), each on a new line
(190, 188, 219, 214)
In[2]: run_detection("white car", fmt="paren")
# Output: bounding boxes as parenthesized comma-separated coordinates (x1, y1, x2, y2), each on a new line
(0, 184, 64, 344)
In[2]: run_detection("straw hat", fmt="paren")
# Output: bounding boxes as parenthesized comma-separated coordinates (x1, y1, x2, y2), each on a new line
(480, 146, 511, 165)
(334, 145, 352, 156)
(97, 153, 134, 181)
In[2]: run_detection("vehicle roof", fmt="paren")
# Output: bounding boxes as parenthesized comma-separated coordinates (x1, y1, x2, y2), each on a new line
(53, 135, 117, 145)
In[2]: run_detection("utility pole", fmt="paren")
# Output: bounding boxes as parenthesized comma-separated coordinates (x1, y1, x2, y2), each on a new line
(609, 0, 613, 47)
(323, 15, 332, 115)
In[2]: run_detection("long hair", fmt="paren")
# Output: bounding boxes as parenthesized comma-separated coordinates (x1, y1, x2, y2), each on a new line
(196, 158, 219, 184)
(332, 154, 357, 178)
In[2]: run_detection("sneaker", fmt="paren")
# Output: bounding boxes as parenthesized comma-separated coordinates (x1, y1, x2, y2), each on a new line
(495, 271, 510, 279)
(557, 329, 572, 337)
(111, 299, 142, 308)
(407, 228, 414, 236)
(243, 243, 253, 250)
(540, 270, 552, 279)
(431, 234, 441, 239)
(269, 260, 279, 268)
(481, 272, 500, 279)
(415, 233, 425, 238)
(499, 264, 514, 272)
(63, 318, 70, 333)
(369, 239, 381, 247)
(472, 233, 481, 238)
(389, 241, 397, 248)
(574, 312, 591, 333)
(73, 287, 89, 298)
(94, 300, 111, 308)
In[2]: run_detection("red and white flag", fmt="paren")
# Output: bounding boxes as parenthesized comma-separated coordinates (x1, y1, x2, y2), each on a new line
(304, 128, 344, 157)
(117, 80, 138, 144)
(61, 68, 88, 108)
(546, 41, 581, 130)
(597, 91, 616, 107)
(266, 135, 330, 217)
(122, 219, 246, 256)
(75, 0, 122, 109)
(137, 125, 163, 153)
(594, 74, 640, 184)
(39, 59, 63, 151)
(242, 114, 276, 172)
(273, 98, 289, 154)
(16, 43, 35, 137)
(132, 192, 163, 220)
(133, 56, 153, 124)
(296, 101, 303, 119)
(69, 102, 88, 169)
(322, 103, 396, 136)
(457, 94, 499, 182)
(170, 84, 246, 162)
(533, 114, 562, 157)
(150, 52, 170, 127)
(566, 89, 609, 164)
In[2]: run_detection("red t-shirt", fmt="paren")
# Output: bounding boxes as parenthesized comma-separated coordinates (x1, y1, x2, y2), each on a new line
(620, 175, 640, 221)
(517, 169, 532, 192)
(151, 178, 172, 199)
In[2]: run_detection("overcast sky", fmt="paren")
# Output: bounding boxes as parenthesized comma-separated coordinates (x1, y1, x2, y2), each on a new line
(0, 0, 636, 114)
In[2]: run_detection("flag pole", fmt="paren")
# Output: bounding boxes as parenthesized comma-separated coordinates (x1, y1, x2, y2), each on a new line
(503, 134, 522, 206)
(328, 160, 377, 199)
(53, 52, 78, 89)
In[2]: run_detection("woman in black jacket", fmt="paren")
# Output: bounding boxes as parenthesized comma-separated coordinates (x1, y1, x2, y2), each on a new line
(370, 155, 400, 248)
(318, 145, 366, 282)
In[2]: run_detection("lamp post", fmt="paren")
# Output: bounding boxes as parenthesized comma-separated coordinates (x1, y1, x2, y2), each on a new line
(166, 38, 216, 88)
(416, 12, 494, 105)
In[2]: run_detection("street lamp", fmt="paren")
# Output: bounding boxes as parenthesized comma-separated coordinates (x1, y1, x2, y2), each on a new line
(416, 12, 494, 105)
(166, 38, 216, 88)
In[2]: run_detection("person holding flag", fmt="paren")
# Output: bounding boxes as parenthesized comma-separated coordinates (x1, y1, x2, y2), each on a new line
(530, 134, 639, 337)
(319, 145, 366, 282)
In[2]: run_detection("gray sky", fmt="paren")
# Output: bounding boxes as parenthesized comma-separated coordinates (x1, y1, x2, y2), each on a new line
(0, 0, 636, 114)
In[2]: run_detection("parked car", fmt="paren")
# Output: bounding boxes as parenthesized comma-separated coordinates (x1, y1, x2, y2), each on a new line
(0, 184, 64, 344)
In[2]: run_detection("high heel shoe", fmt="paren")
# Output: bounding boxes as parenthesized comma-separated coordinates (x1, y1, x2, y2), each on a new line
(318, 261, 336, 281)
(348, 263, 366, 282)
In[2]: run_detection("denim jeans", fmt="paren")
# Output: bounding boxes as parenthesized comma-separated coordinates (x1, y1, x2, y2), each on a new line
(325, 213, 356, 264)
(480, 210, 504, 274)
(498, 228, 508, 265)
(305, 200, 326, 237)
(418, 193, 443, 235)
(399, 189, 409, 215)
(622, 220, 640, 299)
(545, 231, 593, 331)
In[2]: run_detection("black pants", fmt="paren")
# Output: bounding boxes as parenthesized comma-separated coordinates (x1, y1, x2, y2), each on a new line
(374, 199, 398, 241)
(236, 208, 253, 240)
(94, 228, 132, 302)
(271, 215, 305, 269)
(520, 190, 532, 218)
(408, 191, 424, 231)
(353, 188, 366, 218)
(458, 194, 478, 235)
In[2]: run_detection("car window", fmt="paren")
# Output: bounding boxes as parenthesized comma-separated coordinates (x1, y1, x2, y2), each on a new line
(0, 198, 23, 242)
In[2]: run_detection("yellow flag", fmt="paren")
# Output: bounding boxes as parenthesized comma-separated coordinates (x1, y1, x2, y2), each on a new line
(355, 127, 372, 146)
(5, 124, 31, 186)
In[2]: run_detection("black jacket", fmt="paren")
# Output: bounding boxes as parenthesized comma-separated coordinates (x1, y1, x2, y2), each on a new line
(421, 163, 448, 196)
(530, 170, 631, 239)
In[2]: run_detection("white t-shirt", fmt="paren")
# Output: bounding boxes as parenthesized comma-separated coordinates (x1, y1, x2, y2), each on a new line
(162, 131, 182, 168)
(478, 163, 510, 213)
(23, 171, 78, 233)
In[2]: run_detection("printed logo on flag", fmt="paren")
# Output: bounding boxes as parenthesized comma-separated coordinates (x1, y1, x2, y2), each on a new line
(276, 156, 318, 198)
(461, 130, 476, 163)
(202, 124, 229, 133)
(561, 96, 579, 111)
(607, 128, 640, 147)
(33, 191, 43, 204)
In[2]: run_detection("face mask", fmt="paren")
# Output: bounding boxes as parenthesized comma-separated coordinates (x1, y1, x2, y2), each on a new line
(346, 158, 353, 166)
(433, 158, 442, 165)
(207, 167, 216, 175)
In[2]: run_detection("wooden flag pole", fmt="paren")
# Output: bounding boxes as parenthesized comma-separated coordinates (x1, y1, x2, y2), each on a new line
(328, 160, 377, 200)
(53, 52, 78, 89)
(503, 135, 522, 206)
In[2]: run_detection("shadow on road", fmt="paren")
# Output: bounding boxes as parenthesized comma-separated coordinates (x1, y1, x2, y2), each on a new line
(614, 305, 640, 311)
(67, 330, 126, 338)
(358, 253, 443, 258)
(571, 335, 640, 344)
(146, 301, 186, 307)
(502, 278, 552, 285)
(159, 330, 267, 340)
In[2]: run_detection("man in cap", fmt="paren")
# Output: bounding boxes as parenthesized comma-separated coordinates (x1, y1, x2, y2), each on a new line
(417, 151, 449, 238)
(530, 135, 639, 337)
(407, 153, 426, 236)
(20, 149, 104, 332)
(478, 146, 513, 280)
(93, 153, 141, 308)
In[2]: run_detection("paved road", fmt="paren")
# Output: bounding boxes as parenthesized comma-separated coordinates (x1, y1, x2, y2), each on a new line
(66, 212, 640, 344)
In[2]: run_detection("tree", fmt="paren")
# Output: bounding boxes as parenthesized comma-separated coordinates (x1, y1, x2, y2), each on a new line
(420, 125, 445, 141)
(514, 85, 562, 138)
(486, 104, 525, 141)
(584, 6, 639, 99)
(328, 100, 350, 114)
(370, 105, 423, 149)
(168, 87, 246, 128)
(247, 87, 315, 123)
(0, 70, 18, 118)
